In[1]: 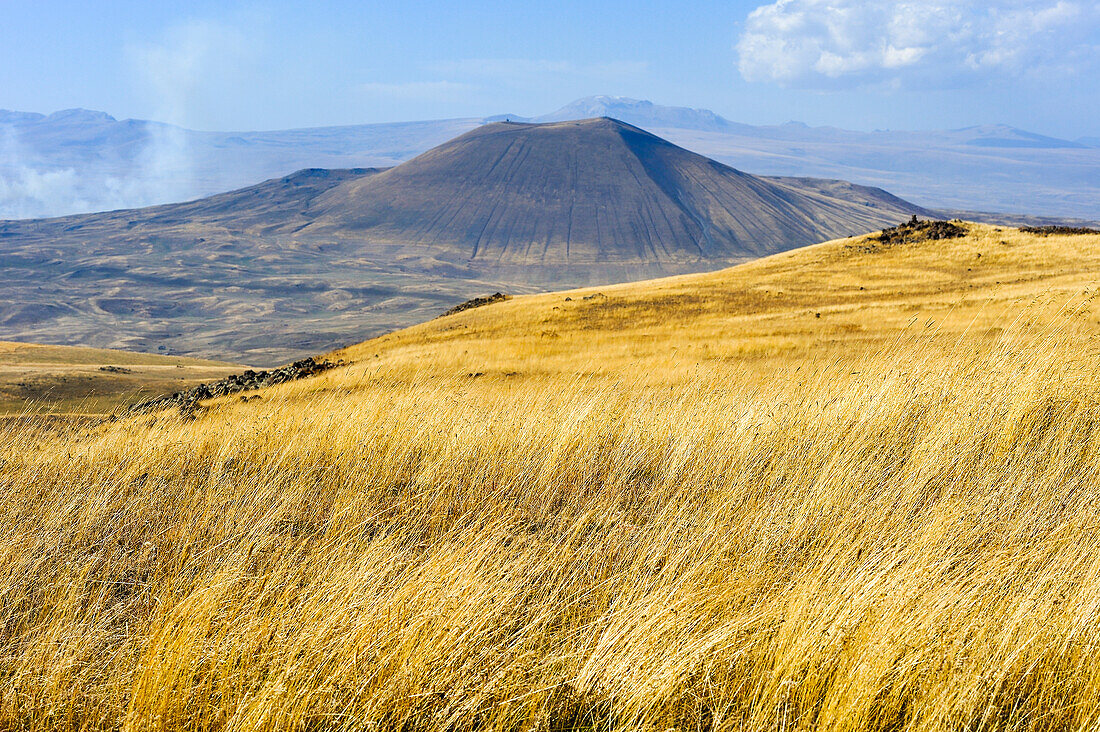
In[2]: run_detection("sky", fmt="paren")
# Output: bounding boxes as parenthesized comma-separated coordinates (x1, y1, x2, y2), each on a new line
(1, 0, 1098, 139)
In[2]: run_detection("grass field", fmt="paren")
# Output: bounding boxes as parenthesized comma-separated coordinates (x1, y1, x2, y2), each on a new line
(0, 342, 241, 416)
(3, 223, 1100, 730)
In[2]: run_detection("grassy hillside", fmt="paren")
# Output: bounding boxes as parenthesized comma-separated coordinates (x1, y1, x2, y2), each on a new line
(0, 342, 241, 416)
(0, 120, 922, 365)
(336, 222, 1098, 385)
(2, 224, 1100, 730)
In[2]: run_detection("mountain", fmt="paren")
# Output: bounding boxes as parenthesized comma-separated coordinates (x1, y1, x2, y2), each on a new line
(950, 124, 1086, 149)
(531, 96, 748, 133)
(3, 98, 1099, 220)
(298, 119, 925, 267)
(0, 119, 923, 364)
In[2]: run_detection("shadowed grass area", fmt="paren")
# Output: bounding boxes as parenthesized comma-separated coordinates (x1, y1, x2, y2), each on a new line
(2, 224, 1100, 729)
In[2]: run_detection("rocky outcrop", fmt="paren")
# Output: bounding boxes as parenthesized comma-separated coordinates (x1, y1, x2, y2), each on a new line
(439, 293, 511, 318)
(1020, 225, 1100, 236)
(874, 217, 967, 246)
(129, 357, 340, 415)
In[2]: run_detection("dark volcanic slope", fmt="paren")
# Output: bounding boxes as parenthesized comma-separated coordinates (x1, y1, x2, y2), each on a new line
(302, 118, 926, 265)
(0, 118, 927, 364)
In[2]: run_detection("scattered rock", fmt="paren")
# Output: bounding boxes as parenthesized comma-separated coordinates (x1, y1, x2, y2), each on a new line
(439, 292, 511, 318)
(1020, 225, 1100, 236)
(98, 365, 133, 374)
(856, 216, 967, 252)
(128, 357, 341, 415)
(880, 216, 967, 245)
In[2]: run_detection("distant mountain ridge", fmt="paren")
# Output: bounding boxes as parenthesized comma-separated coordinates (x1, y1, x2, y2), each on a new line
(0, 118, 924, 363)
(529, 96, 749, 133)
(2, 96, 1098, 220)
(952, 124, 1087, 149)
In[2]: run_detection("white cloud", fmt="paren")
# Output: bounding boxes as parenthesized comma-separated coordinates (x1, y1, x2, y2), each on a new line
(736, 0, 1100, 88)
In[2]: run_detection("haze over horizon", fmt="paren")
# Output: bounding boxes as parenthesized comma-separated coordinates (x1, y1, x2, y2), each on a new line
(3, 0, 1099, 139)
(3, 2, 1100, 222)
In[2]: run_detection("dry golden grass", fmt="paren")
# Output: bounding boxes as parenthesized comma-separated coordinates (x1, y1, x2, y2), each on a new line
(338, 223, 1100, 387)
(3, 224, 1100, 730)
(0, 342, 241, 416)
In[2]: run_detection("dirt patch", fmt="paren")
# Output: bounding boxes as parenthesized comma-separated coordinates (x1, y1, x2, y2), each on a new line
(863, 217, 968, 250)
(439, 293, 511, 318)
(128, 357, 341, 414)
(1020, 225, 1100, 236)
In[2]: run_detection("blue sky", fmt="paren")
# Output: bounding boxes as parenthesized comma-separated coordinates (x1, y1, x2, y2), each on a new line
(2, 0, 1098, 138)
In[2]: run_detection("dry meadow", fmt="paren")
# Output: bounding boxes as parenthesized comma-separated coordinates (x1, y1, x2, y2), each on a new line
(3, 224, 1100, 730)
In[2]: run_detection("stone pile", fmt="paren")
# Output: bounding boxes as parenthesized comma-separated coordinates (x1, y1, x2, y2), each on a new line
(129, 357, 340, 415)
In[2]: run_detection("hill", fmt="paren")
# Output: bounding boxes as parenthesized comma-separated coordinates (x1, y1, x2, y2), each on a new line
(300, 119, 924, 267)
(0, 119, 923, 364)
(0, 342, 240, 416)
(3, 224, 1100, 727)
(332, 222, 1100, 384)
(4, 98, 1099, 220)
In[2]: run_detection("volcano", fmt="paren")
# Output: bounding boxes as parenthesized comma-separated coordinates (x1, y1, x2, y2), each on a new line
(0, 118, 927, 362)
(297, 118, 925, 267)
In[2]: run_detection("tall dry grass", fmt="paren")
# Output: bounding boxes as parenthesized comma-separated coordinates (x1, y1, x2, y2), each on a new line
(2, 308, 1100, 730)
